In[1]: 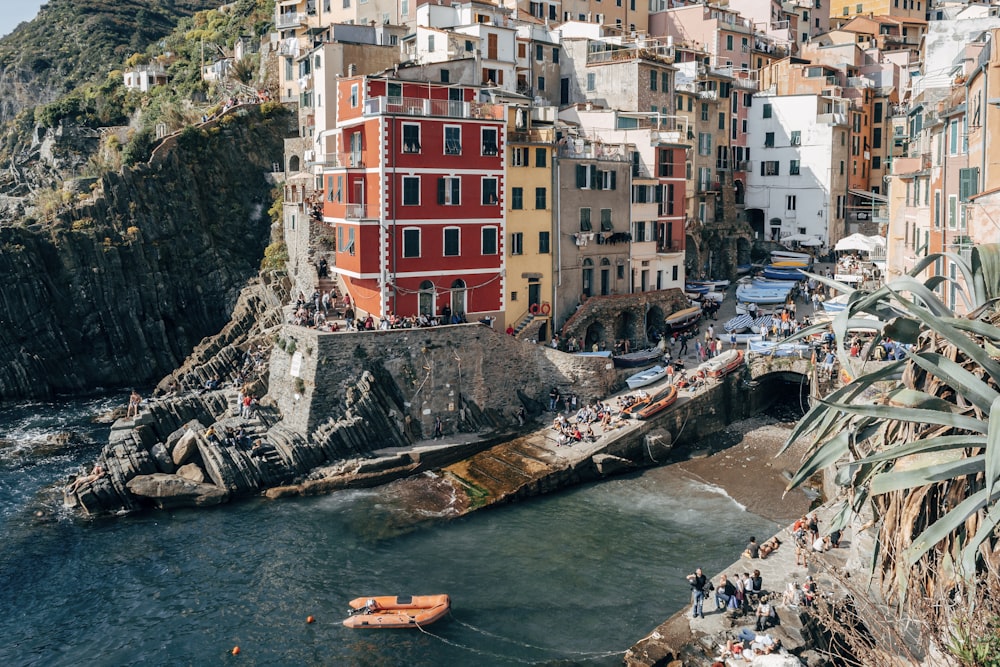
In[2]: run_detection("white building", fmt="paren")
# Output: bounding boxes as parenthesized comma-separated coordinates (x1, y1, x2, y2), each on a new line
(745, 93, 850, 246)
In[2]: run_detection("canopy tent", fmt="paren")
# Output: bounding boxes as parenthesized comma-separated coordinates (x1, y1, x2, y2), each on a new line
(834, 233, 883, 253)
(799, 237, 823, 247)
(781, 233, 813, 243)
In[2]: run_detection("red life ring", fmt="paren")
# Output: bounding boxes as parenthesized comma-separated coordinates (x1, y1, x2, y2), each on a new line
(529, 303, 540, 315)
(540, 303, 551, 315)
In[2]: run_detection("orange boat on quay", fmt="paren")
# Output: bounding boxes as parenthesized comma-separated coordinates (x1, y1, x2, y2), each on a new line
(343, 594, 451, 629)
(634, 385, 679, 420)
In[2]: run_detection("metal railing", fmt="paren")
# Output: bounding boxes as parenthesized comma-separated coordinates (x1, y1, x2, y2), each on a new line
(276, 12, 305, 29)
(364, 96, 502, 120)
(345, 203, 380, 219)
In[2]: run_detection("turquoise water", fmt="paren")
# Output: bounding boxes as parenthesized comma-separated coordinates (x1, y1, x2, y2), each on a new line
(0, 397, 779, 666)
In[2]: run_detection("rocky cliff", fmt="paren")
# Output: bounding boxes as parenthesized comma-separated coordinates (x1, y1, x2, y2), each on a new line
(0, 105, 289, 401)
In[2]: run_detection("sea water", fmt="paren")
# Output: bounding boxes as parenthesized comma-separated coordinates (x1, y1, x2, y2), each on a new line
(0, 396, 781, 666)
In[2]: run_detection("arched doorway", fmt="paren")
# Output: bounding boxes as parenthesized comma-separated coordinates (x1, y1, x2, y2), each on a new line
(584, 321, 607, 350)
(600, 258, 611, 295)
(615, 311, 635, 347)
(582, 259, 594, 297)
(769, 217, 782, 242)
(451, 279, 467, 317)
(289, 155, 301, 173)
(418, 280, 435, 316)
(645, 305, 665, 342)
(745, 208, 765, 240)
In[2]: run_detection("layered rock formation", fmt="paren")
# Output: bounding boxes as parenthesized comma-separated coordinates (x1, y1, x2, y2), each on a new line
(0, 105, 289, 401)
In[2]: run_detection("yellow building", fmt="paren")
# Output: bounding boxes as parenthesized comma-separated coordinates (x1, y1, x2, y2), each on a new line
(828, 0, 925, 28)
(504, 105, 557, 340)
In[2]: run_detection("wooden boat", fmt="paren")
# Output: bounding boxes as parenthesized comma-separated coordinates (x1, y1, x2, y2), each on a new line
(664, 306, 702, 332)
(626, 365, 667, 389)
(613, 346, 663, 368)
(343, 595, 451, 629)
(702, 350, 745, 378)
(634, 385, 679, 420)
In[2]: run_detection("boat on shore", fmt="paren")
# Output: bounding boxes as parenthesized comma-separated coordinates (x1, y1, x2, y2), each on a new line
(622, 391, 653, 417)
(761, 265, 804, 281)
(736, 287, 789, 305)
(626, 365, 668, 389)
(634, 385, 679, 420)
(771, 250, 812, 262)
(723, 314, 753, 333)
(664, 306, 702, 333)
(343, 595, 451, 629)
(700, 350, 745, 378)
(575, 350, 613, 358)
(613, 345, 663, 368)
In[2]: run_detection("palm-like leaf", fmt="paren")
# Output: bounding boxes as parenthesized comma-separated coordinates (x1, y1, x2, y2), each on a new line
(782, 244, 1000, 615)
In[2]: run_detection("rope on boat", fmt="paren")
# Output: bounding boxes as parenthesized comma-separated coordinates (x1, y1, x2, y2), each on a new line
(450, 614, 626, 659)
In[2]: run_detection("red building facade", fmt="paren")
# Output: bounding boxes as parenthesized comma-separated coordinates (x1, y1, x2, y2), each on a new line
(322, 76, 506, 320)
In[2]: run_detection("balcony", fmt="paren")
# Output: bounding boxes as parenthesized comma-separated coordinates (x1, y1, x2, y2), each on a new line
(507, 128, 555, 144)
(332, 152, 364, 168)
(697, 181, 721, 193)
(364, 96, 502, 121)
(345, 203, 380, 219)
(276, 12, 306, 29)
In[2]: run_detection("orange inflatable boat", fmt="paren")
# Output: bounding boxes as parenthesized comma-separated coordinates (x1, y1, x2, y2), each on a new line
(343, 594, 451, 629)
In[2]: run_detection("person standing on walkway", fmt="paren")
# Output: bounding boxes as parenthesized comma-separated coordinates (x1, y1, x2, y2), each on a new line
(679, 333, 689, 356)
(686, 568, 709, 618)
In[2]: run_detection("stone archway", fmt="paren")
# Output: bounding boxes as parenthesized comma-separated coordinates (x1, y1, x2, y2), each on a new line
(616, 311, 636, 347)
(585, 321, 607, 350)
(645, 305, 665, 342)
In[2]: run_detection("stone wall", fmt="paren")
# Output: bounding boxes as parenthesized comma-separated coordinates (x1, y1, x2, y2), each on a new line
(267, 322, 620, 436)
(558, 288, 690, 349)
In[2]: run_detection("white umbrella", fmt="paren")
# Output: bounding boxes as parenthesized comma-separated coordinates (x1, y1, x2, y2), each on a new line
(834, 233, 876, 252)
(782, 233, 812, 243)
(799, 238, 823, 246)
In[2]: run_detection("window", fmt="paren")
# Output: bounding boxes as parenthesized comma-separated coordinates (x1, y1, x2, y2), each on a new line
(402, 228, 420, 257)
(761, 161, 779, 176)
(726, 35, 733, 50)
(701, 103, 709, 121)
(790, 130, 801, 146)
(698, 132, 712, 156)
(587, 73, 596, 91)
(482, 177, 498, 205)
(576, 164, 594, 188)
(949, 119, 959, 155)
(350, 84, 359, 107)
(428, 35, 435, 52)
(786, 195, 797, 210)
(539, 231, 550, 254)
(511, 146, 529, 166)
(438, 177, 460, 205)
(482, 227, 498, 255)
(553, 48, 559, 63)
(580, 207, 592, 231)
(444, 227, 460, 256)
(466, 40, 474, 52)
(511, 187, 523, 209)
(536, 44, 544, 61)
(650, 71, 657, 91)
(440, 69, 450, 83)
(535, 148, 547, 167)
(401, 0, 409, 14)
(510, 232, 524, 255)
(762, 103, 772, 119)
(658, 150, 673, 177)
(387, 82, 402, 103)
(537, 76, 545, 91)
(482, 128, 498, 156)
(402, 176, 420, 205)
(718, 112, 725, 130)
(872, 127, 881, 149)
(599, 170, 617, 190)
(873, 156, 881, 169)
(934, 191, 941, 228)
(402, 124, 421, 153)
(535, 187, 547, 209)
(662, 72, 669, 92)
(445, 126, 461, 155)
(959, 167, 980, 202)
(790, 159, 800, 175)
(948, 194, 957, 229)
(764, 132, 774, 147)
(633, 220, 646, 242)
(600, 208, 613, 231)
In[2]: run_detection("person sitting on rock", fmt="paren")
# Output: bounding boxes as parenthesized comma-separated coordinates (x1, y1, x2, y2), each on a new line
(755, 595, 777, 631)
(66, 464, 105, 494)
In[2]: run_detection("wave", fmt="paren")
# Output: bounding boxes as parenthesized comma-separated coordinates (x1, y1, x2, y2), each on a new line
(684, 478, 748, 512)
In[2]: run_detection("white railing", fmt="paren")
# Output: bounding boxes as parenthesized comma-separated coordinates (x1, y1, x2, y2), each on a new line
(364, 96, 502, 120)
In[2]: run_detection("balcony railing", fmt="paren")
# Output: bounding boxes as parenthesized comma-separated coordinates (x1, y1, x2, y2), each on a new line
(333, 152, 364, 168)
(276, 12, 305, 29)
(345, 203, 380, 219)
(364, 96, 502, 120)
(507, 128, 554, 144)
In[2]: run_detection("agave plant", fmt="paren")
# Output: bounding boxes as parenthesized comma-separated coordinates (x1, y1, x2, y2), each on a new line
(780, 244, 1000, 612)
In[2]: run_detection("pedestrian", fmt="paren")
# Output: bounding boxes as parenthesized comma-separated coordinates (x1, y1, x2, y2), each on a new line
(433, 416, 443, 439)
(679, 333, 688, 356)
(686, 568, 710, 619)
(549, 387, 560, 411)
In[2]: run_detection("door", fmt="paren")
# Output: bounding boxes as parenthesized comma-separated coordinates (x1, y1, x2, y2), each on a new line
(600, 268, 610, 296)
(449, 87, 464, 117)
(418, 281, 435, 316)
(488, 33, 498, 60)
(528, 280, 541, 310)
(451, 279, 467, 316)
(351, 180, 364, 217)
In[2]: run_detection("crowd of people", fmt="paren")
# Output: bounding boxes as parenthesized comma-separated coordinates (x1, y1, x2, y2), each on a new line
(289, 289, 475, 333)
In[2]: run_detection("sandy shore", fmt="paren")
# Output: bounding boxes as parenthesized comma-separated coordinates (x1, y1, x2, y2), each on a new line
(672, 413, 816, 526)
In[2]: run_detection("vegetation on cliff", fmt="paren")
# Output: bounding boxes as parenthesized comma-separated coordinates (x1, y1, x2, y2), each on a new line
(783, 245, 1000, 664)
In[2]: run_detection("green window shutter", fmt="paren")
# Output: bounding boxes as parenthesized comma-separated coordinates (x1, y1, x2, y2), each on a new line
(437, 178, 446, 205)
(610, 171, 617, 190)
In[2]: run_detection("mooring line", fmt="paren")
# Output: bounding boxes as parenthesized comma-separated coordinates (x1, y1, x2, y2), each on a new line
(450, 615, 625, 658)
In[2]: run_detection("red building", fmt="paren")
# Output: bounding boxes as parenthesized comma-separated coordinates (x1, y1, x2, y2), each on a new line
(322, 75, 506, 320)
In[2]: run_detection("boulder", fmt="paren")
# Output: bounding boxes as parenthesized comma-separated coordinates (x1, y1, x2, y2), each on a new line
(172, 429, 200, 465)
(150, 443, 175, 474)
(176, 463, 206, 483)
(166, 420, 204, 453)
(126, 474, 228, 509)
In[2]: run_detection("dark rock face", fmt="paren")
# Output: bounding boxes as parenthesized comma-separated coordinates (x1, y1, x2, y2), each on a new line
(0, 107, 289, 401)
